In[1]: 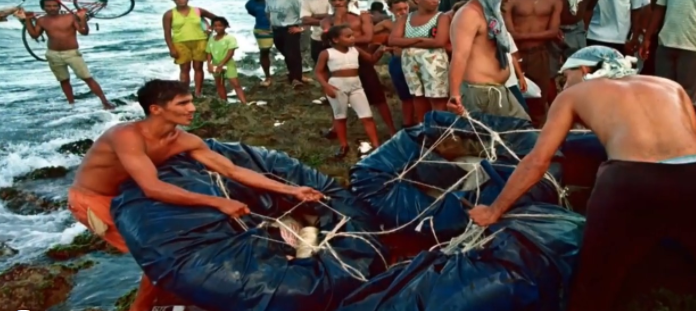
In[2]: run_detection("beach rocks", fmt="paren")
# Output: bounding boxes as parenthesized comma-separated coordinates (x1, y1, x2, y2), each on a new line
(14, 165, 70, 182)
(58, 138, 94, 156)
(0, 187, 65, 215)
(0, 241, 18, 258)
(0, 262, 93, 311)
(45, 231, 121, 261)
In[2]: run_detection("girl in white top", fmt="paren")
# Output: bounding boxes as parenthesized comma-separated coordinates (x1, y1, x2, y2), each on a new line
(315, 24, 387, 158)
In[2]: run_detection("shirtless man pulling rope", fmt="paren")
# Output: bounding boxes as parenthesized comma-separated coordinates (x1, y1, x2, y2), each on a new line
(68, 79, 324, 311)
(468, 46, 696, 311)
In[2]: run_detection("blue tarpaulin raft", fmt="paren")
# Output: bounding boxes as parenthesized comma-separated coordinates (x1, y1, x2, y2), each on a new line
(337, 204, 585, 311)
(341, 112, 585, 311)
(111, 140, 387, 311)
(350, 112, 564, 243)
(109, 111, 593, 311)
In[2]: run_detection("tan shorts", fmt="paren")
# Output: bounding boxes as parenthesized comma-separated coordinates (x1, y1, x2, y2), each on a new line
(460, 83, 531, 121)
(173, 39, 207, 65)
(45, 49, 92, 82)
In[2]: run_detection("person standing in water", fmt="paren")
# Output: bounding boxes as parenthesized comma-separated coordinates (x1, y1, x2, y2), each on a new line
(468, 46, 696, 311)
(162, 0, 217, 97)
(315, 25, 385, 158)
(206, 17, 247, 104)
(67, 80, 324, 311)
(20, 0, 113, 109)
(245, 0, 273, 87)
(389, 0, 451, 123)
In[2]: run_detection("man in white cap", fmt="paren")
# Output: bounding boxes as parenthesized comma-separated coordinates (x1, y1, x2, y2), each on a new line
(467, 45, 696, 311)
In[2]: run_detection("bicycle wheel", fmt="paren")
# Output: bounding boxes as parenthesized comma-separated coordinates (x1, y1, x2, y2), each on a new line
(73, 0, 135, 19)
(22, 24, 47, 62)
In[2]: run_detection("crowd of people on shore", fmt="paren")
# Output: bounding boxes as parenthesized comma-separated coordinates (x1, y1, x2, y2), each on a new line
(14, 0, 696, 156)
(9, 0, 696, 311)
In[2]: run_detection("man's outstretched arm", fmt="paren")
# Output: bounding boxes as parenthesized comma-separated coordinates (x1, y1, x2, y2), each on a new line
(472, 92, 576, 223)
(183, 133, 298, 195)
(111, 129, 223, 208)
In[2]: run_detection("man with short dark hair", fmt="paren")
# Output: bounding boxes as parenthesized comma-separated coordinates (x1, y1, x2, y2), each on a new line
(68, 79, 324, 311)
(20, 0, 113, 109)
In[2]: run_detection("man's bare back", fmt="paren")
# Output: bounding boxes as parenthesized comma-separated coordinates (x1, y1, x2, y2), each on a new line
(505, 0, 562, 49)
(72, 122, 193, 196)
(451, 1, 510, 85)
(38, 14, 80, 51)
(562, 76, 696, 162)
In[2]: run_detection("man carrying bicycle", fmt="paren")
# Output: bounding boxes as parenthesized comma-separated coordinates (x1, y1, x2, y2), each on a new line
(19, 0, 114, 110)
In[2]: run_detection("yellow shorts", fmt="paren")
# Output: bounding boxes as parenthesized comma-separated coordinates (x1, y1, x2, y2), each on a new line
(45, 49, 91, 82)
(173, 39, 207, 64)
(253, 29, 274, 50)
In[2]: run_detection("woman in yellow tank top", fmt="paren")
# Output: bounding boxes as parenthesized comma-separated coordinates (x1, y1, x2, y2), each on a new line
(163, 0, 217, 96)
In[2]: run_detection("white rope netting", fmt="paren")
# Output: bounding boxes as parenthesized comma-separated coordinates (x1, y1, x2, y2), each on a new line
(207, 113, 591, 282)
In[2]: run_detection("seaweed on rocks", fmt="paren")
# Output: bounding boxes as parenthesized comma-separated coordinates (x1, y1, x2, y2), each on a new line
(187, 64, 401, 186)
(0, 186, 65, 215)
(114, 288, 137, 311)
(58, 138, 94, 156)
(0, 261, 94, 311)
(14, 166, 70, 182)
(45, 231, 121, 261)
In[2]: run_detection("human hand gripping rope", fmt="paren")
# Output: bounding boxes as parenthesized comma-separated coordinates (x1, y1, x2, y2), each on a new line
(205, 112, 590, 282)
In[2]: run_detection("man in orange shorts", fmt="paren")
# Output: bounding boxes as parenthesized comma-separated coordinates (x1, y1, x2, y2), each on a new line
(67, 79, 324, 311)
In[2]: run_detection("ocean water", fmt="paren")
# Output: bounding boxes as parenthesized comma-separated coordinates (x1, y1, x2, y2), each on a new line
(0, 0, 372, 309)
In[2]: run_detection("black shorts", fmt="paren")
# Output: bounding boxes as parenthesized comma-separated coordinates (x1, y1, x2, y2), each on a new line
(311, 39, 326, 65)
(358, 58, 387, 106)
(567, 159, 696, 311)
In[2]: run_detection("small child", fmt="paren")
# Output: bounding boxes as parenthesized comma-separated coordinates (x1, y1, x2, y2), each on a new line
(206, 17, 247, 104)
(315, 25, 387, 158)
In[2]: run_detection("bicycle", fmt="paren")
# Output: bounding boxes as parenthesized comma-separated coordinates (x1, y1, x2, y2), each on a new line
(17, 0, 135, 61)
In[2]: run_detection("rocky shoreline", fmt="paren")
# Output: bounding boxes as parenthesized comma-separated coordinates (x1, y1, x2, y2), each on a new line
(0, 40, 401, 310)
(3, 42, 692, 310)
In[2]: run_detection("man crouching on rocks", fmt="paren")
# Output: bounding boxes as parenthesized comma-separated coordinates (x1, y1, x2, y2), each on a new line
(67, 79, 324, 311)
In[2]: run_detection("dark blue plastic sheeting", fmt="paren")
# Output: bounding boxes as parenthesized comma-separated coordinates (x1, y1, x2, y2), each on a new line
(350, 111, 563, 241)
(338, 204, 585, 311)
(111, 140, 386, 311)
(561, 132, 606, 186)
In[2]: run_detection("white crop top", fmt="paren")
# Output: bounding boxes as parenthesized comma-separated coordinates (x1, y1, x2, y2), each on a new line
(326, 47, 360, 72)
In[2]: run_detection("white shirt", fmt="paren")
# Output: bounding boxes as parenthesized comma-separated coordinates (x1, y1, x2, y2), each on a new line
(587, 0, 649, 44)
(301, 0, 331, 41)
(505, 33, 519, 87)
(656, 0, 696, 52)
